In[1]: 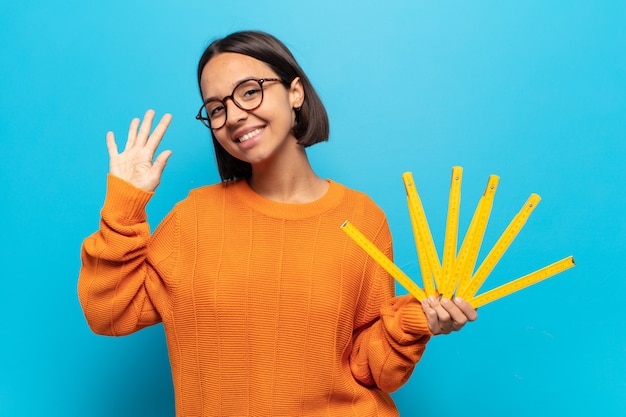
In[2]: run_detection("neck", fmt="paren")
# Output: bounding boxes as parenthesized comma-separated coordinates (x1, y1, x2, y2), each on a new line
(248, 147, 328, 204)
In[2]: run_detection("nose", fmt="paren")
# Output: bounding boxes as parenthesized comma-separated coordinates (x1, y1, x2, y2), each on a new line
(224, 97, 248, 126)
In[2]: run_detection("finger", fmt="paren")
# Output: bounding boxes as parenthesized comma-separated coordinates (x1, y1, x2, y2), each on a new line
(453, 297, 478, 322)
(421, 298, 442, 334)
(136, 109, 156, 146)
(146, 113, 173, 153)
(152, 150, 172, 179)
(439, 297, 479, 332)
(106, 131, 119, 159)
(433, 297, 453, 333)
(440, 297, 469, 331)
(425, 296, 453, 334)
(125, 117, 141, 150)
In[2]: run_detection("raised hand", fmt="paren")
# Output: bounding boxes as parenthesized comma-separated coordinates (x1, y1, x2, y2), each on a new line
(421, 296, 478, 335)
(106, 109, 173, 191)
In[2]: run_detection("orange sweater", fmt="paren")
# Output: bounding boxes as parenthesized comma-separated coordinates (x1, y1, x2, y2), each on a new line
(79, 175, 432, 417)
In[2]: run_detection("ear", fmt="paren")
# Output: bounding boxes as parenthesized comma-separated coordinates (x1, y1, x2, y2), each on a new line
(289, 77, 305, 109)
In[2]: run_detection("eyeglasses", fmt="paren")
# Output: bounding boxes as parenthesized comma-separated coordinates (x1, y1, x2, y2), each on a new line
(196, 78, 285, 130)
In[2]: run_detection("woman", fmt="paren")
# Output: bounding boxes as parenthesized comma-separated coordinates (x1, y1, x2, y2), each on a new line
(78, 30, 477, 416)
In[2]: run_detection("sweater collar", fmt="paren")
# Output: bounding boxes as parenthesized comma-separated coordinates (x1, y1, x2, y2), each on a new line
(228, 179, 346, 220)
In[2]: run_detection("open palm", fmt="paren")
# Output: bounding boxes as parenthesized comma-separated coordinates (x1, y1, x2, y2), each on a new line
(106, 109, 173, 191)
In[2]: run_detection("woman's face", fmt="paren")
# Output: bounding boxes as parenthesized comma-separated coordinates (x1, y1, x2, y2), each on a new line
(199, 52, 304, 167)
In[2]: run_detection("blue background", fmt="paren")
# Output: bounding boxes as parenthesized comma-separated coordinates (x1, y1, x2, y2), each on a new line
(1, 1, 624, 416)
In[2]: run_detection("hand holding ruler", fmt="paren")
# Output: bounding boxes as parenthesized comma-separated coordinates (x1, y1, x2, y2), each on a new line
(341, 167, 575, 308)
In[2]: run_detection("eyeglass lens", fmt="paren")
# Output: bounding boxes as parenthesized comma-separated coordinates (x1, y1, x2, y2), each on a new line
(200, 79, 265, 129)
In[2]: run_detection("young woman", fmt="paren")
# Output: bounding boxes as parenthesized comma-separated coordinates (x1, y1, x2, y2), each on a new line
(78, 30, 477, 417)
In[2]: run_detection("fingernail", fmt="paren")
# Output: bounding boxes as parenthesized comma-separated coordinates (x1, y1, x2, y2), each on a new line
(454, 297, 464, 304)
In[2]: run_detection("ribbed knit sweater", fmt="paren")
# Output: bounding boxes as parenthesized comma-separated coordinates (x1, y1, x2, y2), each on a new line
(78, 175, 432, 417)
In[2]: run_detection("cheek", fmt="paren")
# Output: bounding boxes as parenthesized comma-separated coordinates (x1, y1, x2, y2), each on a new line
(260, 100, 296, 130)
(259, 90, 294, 120)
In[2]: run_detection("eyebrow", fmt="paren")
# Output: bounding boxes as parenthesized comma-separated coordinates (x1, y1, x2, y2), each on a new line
(202, 76, 261, 104)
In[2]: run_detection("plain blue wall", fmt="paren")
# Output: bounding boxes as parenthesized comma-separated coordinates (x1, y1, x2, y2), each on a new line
(1, 1, 624, 416)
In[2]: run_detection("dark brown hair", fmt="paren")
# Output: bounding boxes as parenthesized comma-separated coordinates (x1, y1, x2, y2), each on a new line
(197, 30, 329, 181)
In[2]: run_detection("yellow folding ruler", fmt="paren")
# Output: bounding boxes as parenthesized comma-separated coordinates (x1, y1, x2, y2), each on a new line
(340, 167, 575, 308)
(341, 220, 427, 301)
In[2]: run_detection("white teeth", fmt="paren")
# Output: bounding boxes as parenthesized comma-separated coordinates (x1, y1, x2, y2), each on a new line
(237, 128, 263, 143)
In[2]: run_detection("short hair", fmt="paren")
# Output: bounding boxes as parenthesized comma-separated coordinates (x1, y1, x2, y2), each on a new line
(197, 31, 330, 182)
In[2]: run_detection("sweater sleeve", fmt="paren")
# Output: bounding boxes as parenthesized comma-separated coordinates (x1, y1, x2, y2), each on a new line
(78, 175, 176, 336)
(349, 220, 432, 393)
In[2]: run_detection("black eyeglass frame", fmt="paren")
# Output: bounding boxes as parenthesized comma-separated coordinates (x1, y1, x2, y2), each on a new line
(196, 77, 286, 130)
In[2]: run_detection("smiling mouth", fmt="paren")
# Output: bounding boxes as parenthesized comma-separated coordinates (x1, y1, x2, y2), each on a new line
(236, 127, 264, 143)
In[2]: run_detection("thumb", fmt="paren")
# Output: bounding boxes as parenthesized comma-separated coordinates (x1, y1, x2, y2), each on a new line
(152, 149, 172, 180)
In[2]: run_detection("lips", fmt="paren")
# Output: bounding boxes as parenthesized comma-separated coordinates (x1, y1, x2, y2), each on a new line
(235, 127, 264, 143)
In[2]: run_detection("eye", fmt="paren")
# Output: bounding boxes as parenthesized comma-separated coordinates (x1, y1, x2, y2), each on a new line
(236, 81, 263, 102)
(206, 102, 225, 119)
(242, 88, 261, 100)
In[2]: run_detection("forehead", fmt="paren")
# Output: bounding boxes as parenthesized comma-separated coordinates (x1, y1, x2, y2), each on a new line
(200, 52, 277, 97)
